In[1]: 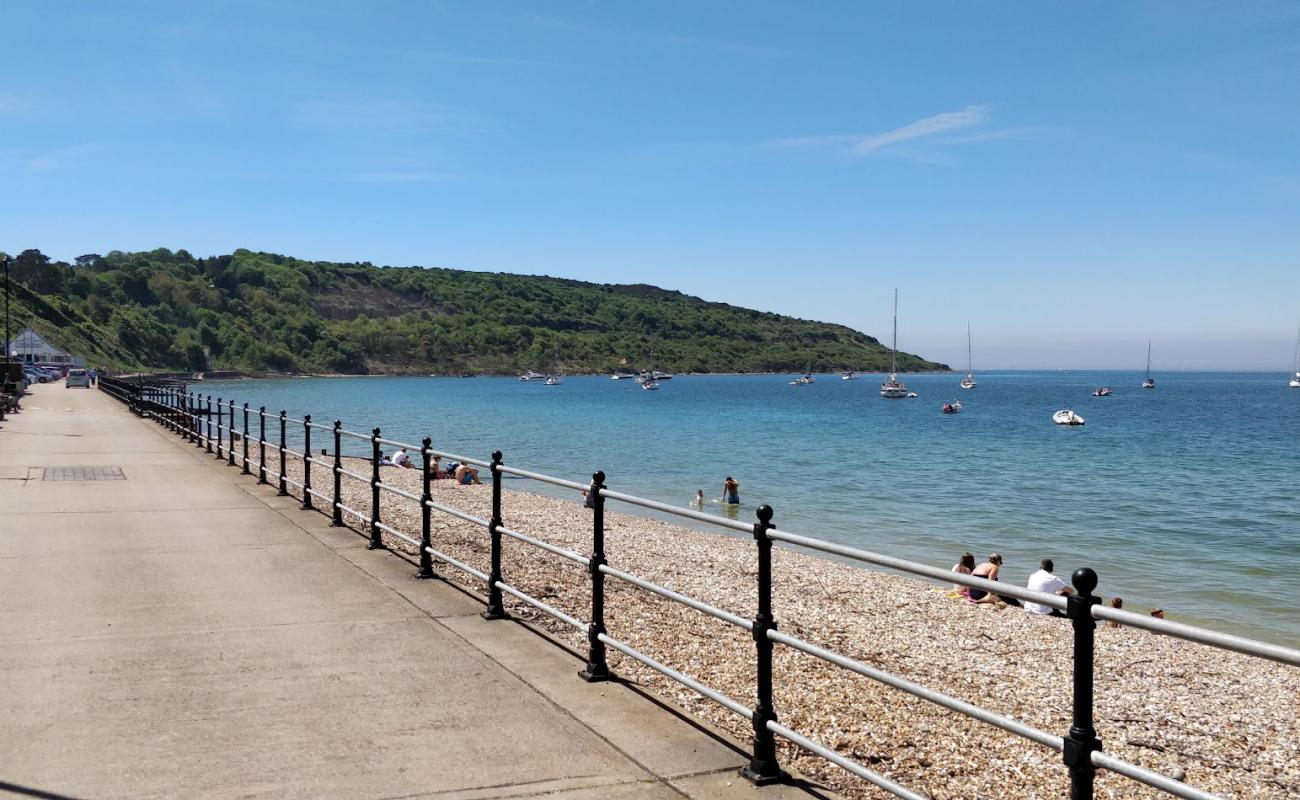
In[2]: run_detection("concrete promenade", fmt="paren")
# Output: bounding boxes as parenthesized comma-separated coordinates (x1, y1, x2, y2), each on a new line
(0, 385, 829, 800)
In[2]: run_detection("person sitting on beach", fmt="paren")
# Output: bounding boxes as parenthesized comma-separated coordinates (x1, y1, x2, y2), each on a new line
(1108, 597, 1123, 628)
(454, 463, 481, 485)
(951, 552, 976, 596)
(967, 553, 1022, 606)
(431, 454, 442, 479)
(1025, 559, 1073, 616)
(392, 448, 415, 469)
(722, 476, 740, 505)
(377, 451, 395, 467)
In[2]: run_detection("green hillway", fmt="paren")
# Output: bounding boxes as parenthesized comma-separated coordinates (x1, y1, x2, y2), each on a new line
(2, 248, 948, 375)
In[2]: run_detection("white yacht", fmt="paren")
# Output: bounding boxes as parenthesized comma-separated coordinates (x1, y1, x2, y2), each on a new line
(881, 290, 909, 399)
(544, 374, 564, 386)
(960, 322, 977, 389)
(1053, 409, 1086, 426)
(519, 370, 546, 381)
(841, 370, 858, 380)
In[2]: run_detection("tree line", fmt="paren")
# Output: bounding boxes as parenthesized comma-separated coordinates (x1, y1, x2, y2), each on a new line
(1, 247, 948, 375)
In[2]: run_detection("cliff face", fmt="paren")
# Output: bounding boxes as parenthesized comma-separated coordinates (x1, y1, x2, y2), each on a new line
(3, 247, 949, 374)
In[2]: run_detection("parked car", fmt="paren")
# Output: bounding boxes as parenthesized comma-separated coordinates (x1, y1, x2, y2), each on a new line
(24, 368, 49, 384)
(66, 368, 90, 388)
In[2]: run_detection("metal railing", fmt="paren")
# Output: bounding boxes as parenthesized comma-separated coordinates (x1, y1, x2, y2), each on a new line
(103, 377, 1299, 800)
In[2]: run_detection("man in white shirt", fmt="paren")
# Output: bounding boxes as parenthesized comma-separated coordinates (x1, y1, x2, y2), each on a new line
(392, 449, 414, 469)
(1025, 559, 1073, 616)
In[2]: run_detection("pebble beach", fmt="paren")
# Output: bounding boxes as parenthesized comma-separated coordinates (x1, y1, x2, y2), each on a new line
(273, 452, 1298, 800)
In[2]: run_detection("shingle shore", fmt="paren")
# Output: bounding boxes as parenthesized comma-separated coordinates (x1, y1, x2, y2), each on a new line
(270, 452, 1298, 800)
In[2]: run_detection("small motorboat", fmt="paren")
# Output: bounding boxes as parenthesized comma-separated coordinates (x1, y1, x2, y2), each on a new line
(790, 374, 814, 386)
(642, 379, 660, 391)
(1053, 409, 1086, 426)
(544, 374, 565, 386)
(906, 392, 919, 398)
(942, 401, 962, 414)
(1092, 387, 1112, 397)
(651, 370, 674, 381)
(519, 370, 546, 381)
(610, 372, 637, 380)
(841, 371, 858, 380)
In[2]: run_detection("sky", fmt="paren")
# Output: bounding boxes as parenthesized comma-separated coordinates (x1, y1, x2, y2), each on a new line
(2, 1, 1299, 370)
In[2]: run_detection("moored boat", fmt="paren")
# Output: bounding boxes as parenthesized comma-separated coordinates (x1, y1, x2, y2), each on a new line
(1053, 409, 1085, 426)
(942, 401, 962, 414)
(881, 289, 910, 399)
(960, 322, 977, 389)
(519, 370, 546, 381)
(1092, 387, 1112, 397)
(1142, 341, 1155, 389)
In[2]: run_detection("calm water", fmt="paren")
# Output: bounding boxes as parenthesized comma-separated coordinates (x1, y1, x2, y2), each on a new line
(204, 371, 1300, 645)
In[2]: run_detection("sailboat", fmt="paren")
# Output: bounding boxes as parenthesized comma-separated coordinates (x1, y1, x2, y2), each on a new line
(1142, 341, 1155, 389)
(1289, 326, 1300, 388)
(880, 290, 909, 399)
(544, 343, 564, 385)
(959, 322, 977, 390)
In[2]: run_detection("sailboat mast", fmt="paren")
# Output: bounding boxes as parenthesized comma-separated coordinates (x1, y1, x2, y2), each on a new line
(890, 289, 898, 375)
(1146, 340, 1152, 377)
(967, 321, 973, 374)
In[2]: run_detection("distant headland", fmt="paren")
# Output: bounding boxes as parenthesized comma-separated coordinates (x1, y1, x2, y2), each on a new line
(2, 248, 948, 375)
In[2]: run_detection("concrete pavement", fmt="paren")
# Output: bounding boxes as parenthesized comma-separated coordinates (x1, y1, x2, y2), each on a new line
(0, 384, 833, 800)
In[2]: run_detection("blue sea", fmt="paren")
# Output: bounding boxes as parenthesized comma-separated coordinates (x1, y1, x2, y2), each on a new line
(203, 371, 1300, 646)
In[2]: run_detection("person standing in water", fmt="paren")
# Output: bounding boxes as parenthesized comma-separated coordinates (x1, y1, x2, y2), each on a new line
(691, 489, 705, 509)
(722, 476, 740, 505)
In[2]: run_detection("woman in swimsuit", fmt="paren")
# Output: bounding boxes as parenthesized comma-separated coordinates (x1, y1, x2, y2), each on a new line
(951, 552, 976, 597)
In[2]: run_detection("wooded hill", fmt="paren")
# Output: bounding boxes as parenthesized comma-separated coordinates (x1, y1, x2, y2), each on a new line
(2, 248, 948, 375)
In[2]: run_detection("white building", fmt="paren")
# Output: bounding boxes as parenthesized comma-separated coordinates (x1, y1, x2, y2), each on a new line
(4, 328, 85, 367)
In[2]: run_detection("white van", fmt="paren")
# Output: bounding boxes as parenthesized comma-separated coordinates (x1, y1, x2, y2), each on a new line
(66, 368, 91, 388)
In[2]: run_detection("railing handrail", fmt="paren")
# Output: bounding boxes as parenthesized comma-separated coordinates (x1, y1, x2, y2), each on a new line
(110, 380, 1295, 800)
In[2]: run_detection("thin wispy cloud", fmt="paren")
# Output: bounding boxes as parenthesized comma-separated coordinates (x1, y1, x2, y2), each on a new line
(291, 96, 472, 135)
(348, 171, 452, 184)
(770, 105, 992, 157)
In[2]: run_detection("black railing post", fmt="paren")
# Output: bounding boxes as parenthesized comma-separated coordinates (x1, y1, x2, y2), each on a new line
(330, 421, 343, 526)
(301, 415, 313, 510)
(214, 398, 223, 459)
(1065, 568, 1103, 800)
(227, 399, 236, 466)
(368, 428, 384, 549)
(417, 437, 435, 579)
(742, 504, 785, 785)
(191, 392, 201, 444)
(258, 406, 268, 484)
(204, 395, 212, 452)
(241, 403, 251, 474)
(580, 470, 611, 682)
(277, 411, 288, 496)
(481, 450, 508, 620)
